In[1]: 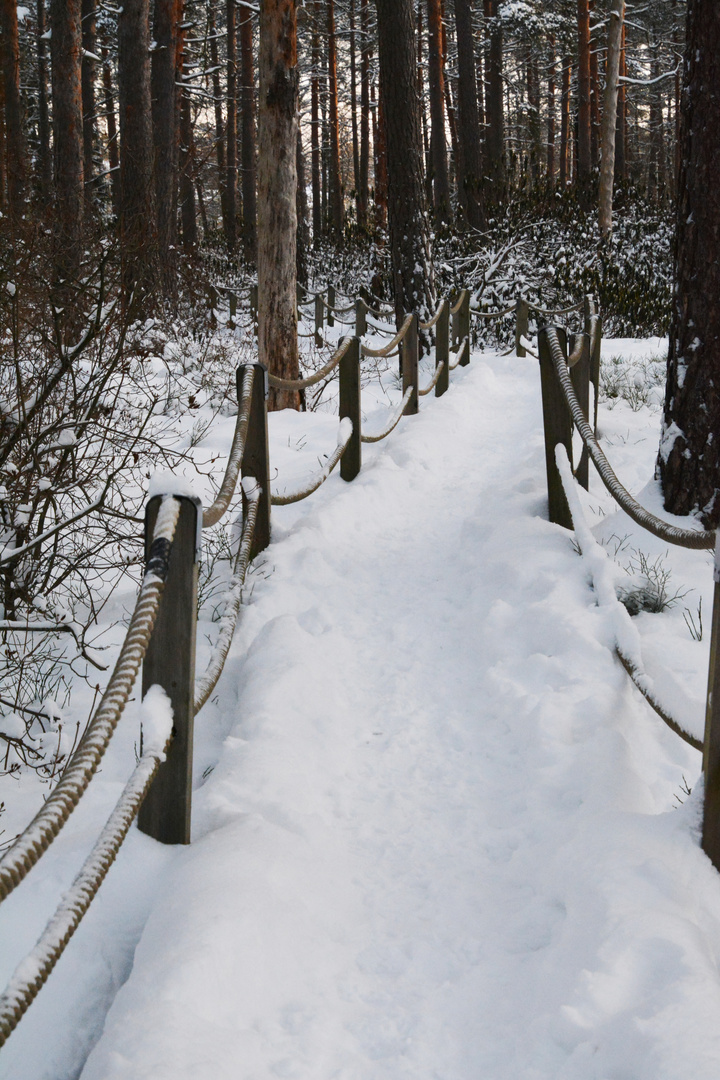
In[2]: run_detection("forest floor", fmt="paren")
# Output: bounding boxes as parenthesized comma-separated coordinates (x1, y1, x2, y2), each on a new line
(1, 318, 719, 1080)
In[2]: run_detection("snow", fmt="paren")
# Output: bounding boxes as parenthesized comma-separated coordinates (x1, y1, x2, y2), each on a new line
(1, 336, 720, 1079)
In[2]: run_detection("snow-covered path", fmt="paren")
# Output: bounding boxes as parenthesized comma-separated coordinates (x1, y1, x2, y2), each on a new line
(6, 346, 720, 1079)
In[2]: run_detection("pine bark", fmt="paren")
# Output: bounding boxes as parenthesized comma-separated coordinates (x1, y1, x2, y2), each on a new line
(118, 0, 156, 297)
(310, 0, 321, 240)
(614, 23, 626, 185)
(376, 0, 434, 322)
(598, 0, 624, 240)
(484, 0, 504, 204)
(454, 0, 483, 227)
(151, 0, 181, 277)
(240, 2, 257, 260)
(1, 0, 27, 218)
(225, 0, 238, 251)
(51, 0, 84, 272)
(81, 0, 97, 199)
(36, 0, 52, 200)
(560, 55, 571, 187)
(576, 0, 592, 187)
(327, 0, 343, 235)
(547, 39, 556, 183)
(258, 0, 300, 410)
(660, 0, 720, 526)
(101, 43, 120, 218)
(358, 0, 370, 229)
(427, 0, 450, 225)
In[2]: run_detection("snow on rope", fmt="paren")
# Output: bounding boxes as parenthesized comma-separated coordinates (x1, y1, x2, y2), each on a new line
(267, 335, 352, 390)
(360, 387, 414, 443)
(556, 445, 703, 751)
(419, 362, 445, 396)
(545, 324, 715, 550)
(0, 687, 174, 1048)
(202, 365, 255, 528)
(0, 495, 181, 905)
(271, 420, 353, 505)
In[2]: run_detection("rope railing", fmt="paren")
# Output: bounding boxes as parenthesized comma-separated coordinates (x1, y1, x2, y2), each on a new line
(360, 314, 413, 358)
(536, 302, 720, 874)
(0, 277, 475, 1043)
(448, 340, 469, 370)
(0, 495, 181, 905)
(202, 366, 255, 528)
(267, 336, 352, 390)
(419, 362, 445, 396)
(271, 420, 353, 505)
(471, 303, 516, 320)
(542, 324, 715, 550)
(419, 299, 447, 331)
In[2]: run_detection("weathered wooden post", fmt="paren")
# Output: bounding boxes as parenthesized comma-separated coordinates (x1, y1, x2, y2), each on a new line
(355, 297, 367, 338)
(569, 331, 590, 491)
(590, 315, 602, 434)
(451, 289, 470, 366)
(239, 362, 271, 558)
(138, 493, 201, 845)
(250, 284, 258, 337)
(339, 336, 361, 481)
(314, 294, 324, 347)
(538, 326, 573, 530)
(228, 289, 237, 328)
(703, 535, 720, 871)
(402, 312, 419, 416)
(435, 299, 449, 397)
(327, 284, 336, 327)
(515, 297, 530, 357)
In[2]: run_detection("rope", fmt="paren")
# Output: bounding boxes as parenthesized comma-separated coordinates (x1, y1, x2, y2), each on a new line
(365, 315, 397, 336)
(320, 296, 356, 317)
(267, 337, 351, 390)
(360, 314, 413, 358)
(194, 485, 260, 714)
(556, 446, 703, 752)
(419, 300, 446, 331)
(0, 496, 181, 905)
(471, 304, 516, 320)
(271, 421, 353, 505)
(419, 362, 445, 396)
(0, 714, 172, 1048)
(448, 341, 468, 370)
(519, 335, 539, 359)
(545, 326, 715, 550)
(450, 290, 468, 316)
(528, 298, 583, 317)
(361, 388, 413, 443)
(202, 366, 255, 528)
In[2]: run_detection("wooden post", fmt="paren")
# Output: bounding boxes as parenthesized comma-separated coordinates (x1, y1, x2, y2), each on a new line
(515, 297, 530, 357)
(314, 294, 324, 347)
(339, 336, 361, 480)
(452, 289, 470, 366)
(569, 331, 590, 491)
(250, 284, 258, 336)
(590, 313, 602, 434)
(138, 494, 201, 845)
(435, 298, 449, 397)
(239, 362, 271, 558)
(327, 283, 336, 327)
(402, 312, 419, 415)
(538, 326, 573, 529)
(228, 289, 237, 328)
(703, 535, 720, 871)
(355, 296, 367, 337)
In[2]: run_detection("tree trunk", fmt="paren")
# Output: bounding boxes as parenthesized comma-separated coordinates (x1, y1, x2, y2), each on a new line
(225, 0, 238, 251)
(151, 0, 181, 280)
(660, 0, 720, 527)
(454, 0, 484, 228)
(51, 0, 84, 274)
(0, 0, 26, 218)
(310, 0, 321, 240)
(101, 43, 120, 218)
(589, 0, 600, 169)
(358, 0, 370, 229)
(547, 39, 556, 184)
(598, 0, 624, 240)
(258, 0, 300, 411)
(178, 70, 196, 249)
(118, 0, 156, 298)
(81, 0, 97, 201)
(209, 1, 228, 239)
(374, 78, 388, 229)
(427, 0, 450, 225)
(614, 23, 626, 185)
(296, 126, 309, 285)
(240, 2, 257, 261)
(560, 54, 571, 187)
(327, 0, 343, 235)
(36, 0, 52, 200)
(349, 0, 360, 226)
(576, 0, 592, 188)
(484, 0, 504, 204)
(376, 0, 434, 323)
